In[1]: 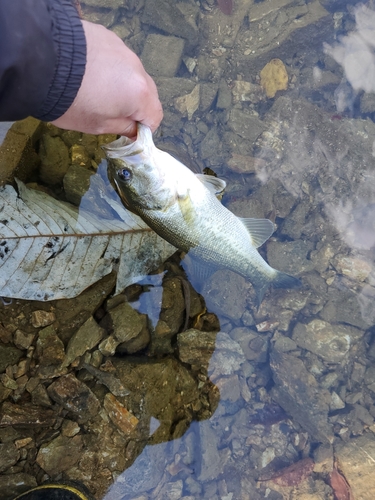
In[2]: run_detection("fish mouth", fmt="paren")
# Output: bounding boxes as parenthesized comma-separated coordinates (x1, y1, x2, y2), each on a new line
(102, 123, 151, 159)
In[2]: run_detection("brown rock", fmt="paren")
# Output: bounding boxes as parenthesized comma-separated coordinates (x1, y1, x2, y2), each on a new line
(47, 373, 100, 420)
(36, 434, 83, 475)
(31, 310, 56, 328)
(0, 442, 20, 472)
(63, 316, 105, 367)
(177, 329, 217, 366)
(103, 393, 139, 435)
(0, 402, 56, 427)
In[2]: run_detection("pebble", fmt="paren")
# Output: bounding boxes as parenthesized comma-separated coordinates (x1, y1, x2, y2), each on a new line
(30, 310, 56, 328)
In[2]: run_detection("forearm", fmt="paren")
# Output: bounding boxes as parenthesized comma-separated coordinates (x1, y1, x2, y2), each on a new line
(0, 0, 86, 121)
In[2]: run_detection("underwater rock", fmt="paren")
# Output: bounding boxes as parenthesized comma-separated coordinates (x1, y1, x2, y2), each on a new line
(142, 0, 198, 45)
(270, 350, 333, 443)
(175, 84, 200, 120)
(267, 240, 314, 275)
(292, 319, 364, 364)
(141, 34, 185, 78)
(202, 269, 249, 321)
(334, 434, 375, 500)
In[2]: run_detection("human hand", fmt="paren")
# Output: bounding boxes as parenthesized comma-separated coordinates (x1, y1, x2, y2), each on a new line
(52, 20, 163, 137)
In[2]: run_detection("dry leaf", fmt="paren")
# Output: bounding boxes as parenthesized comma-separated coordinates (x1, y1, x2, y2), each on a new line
(0, 163, 176, 301)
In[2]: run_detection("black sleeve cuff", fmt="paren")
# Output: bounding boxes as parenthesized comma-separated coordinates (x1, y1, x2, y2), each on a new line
(34, 0, 87, 122)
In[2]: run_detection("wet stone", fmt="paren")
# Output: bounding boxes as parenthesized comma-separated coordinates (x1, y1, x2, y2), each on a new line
(270, 350, 333, 443)
(0, 442, 20, 472)
(63, 316, 105, 367)
(177, 329, 217, 366)
(70, 144, 91, 167)
(30, 383, 52, 407)
(227, 109, 266, 143)
(35, 325, 65, 377)
(39, 135, 70, 185)
(31, 310, 56, 328)
(107, 302, 145, 344)
(333, 254, 372, 282)
(334, 434, 375, 499)
(98, 335, 118, 356)
(36, 434, 83, 476)
(103, 393, 139, 436)
(82, 363, 130, 397)
(141, 34, 184, 78)
(142, 0, 198, 44)
(159, 277, 187, 335)
(198, 421, 231, 482)
(273, 335, 297, 352)
(208, 332, 246, 379)
(202, 270, 249, 321)
(0, 402, 56, 427)
(0, 472, 37, 499)
(47, 373, 100, 420)
(0, 324, 12, 344)
(267, 239, 314, 275)
(320, 288, 373, 330)
(61, 419, 80, 437)
(174, 84, 200, 120)
(13, 330, 35, 350)
(0, 343, 22, 373)
(292, 320, 364, 363)
(63, 164, 94, 206)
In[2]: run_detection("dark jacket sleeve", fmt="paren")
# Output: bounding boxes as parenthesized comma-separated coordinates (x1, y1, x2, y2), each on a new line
(0, 0, 86, 122)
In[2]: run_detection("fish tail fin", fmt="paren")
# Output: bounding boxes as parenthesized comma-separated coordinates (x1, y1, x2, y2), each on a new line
(272, 271, 302, 290)
(254, 271, 301, 308)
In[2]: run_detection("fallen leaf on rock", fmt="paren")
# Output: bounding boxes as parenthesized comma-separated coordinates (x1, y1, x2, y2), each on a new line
(260, 59, 288, 98)
(0, 162, 176, 301)
(329, 467, 354, 500)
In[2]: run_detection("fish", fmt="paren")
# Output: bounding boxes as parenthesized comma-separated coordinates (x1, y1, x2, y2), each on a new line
(103, 124, 301, 305)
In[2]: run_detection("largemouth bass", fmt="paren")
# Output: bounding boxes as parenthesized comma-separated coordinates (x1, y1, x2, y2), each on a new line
(103, 124, 300, 304)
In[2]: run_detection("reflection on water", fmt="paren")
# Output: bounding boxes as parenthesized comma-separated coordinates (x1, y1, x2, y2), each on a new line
(2, 0, 375, 499)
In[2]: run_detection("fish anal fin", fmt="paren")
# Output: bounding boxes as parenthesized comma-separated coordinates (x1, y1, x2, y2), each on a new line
(195, 174, 226, 198)
(238, 217, 275, 248)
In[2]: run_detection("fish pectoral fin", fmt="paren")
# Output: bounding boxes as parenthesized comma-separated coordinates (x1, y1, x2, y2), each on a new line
(182, 254, 217, 286)
(238, 217, 275, 248)
(195, 174, 227, 198)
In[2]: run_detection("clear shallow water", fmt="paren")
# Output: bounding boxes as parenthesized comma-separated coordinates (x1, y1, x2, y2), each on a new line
(2, 0, 375, 498)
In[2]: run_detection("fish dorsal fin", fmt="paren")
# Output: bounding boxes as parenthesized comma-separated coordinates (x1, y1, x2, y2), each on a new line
(195, 174, 226, 196)
(238, 217, 275, 248)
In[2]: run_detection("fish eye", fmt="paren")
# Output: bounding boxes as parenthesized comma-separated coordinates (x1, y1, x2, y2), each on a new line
(118, 168, 132, 181)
